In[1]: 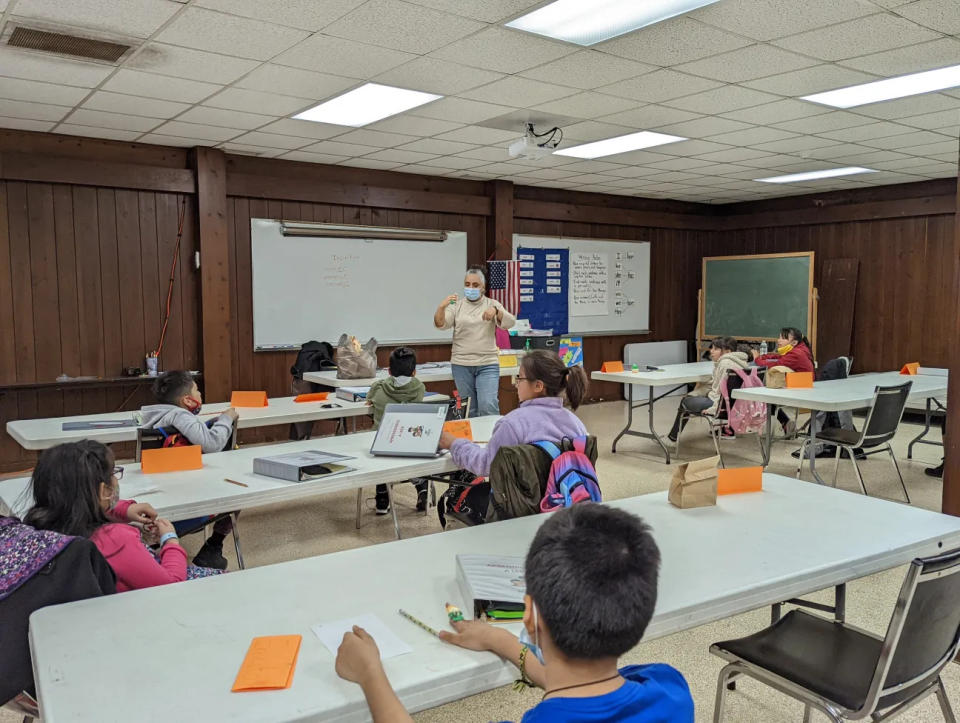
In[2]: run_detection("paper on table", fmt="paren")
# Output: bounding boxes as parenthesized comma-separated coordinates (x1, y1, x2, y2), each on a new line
(231, 635, 302, 692)
(312, 613, 412, 660)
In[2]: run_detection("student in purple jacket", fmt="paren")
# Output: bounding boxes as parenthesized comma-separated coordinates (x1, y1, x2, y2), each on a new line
(438, 349, 589, 477)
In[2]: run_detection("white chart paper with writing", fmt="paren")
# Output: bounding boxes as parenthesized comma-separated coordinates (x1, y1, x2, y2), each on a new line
(572, 252, 608, 316)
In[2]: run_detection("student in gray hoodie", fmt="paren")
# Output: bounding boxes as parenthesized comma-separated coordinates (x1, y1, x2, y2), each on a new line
(139, 371, 238, 569)
(366, 348, 427, 515)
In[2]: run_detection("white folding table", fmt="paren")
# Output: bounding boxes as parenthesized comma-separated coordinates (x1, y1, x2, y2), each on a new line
(733, 371, 949, 484)
(27, 475, 960, 723)
(591, 361, 715, 463)
(4, 393, 448, 451)
(0, 416, 499, 541)
(904, 368, 948, 459)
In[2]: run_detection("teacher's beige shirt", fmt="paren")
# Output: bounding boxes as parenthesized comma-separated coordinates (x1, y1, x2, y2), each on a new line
(441, 297, 516, 366)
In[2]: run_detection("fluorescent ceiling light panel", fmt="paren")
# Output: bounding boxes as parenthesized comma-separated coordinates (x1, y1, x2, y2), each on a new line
(803, 63, 960, 108)
(293, 83, 441, 126)
(555, 131, 686, 158)
(755, 167, 876, 184)
(507, 0, 722, 45)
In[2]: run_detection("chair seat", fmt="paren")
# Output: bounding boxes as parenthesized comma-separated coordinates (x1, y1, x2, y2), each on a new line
(713, 610, 881, 711)
(814, 427, 861, 446)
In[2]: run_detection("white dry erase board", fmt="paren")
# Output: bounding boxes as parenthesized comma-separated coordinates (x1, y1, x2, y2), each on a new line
(250, 219, 467, 350)
(512, 234, 651, 335)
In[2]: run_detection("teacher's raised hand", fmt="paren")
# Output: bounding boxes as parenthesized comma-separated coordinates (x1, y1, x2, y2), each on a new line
(482, 307, 497, 322)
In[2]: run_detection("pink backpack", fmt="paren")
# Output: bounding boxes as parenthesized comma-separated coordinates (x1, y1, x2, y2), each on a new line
(721, 367, 767, 435)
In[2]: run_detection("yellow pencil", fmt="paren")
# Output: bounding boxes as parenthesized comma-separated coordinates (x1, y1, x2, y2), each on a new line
(398, 609, 439, 638)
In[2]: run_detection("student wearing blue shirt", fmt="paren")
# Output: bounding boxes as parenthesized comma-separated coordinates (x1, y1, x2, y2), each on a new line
(334, 504, 694, 722)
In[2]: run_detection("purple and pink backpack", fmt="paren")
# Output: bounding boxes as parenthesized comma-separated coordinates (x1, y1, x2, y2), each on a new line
(533, 436, 602, 512)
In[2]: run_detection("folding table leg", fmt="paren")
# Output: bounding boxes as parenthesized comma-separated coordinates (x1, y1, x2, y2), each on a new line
(388, 483, 401, 539)
(230, 511, 245, 570)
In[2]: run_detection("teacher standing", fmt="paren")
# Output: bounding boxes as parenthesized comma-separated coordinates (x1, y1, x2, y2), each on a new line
(434, 267, 516, 417)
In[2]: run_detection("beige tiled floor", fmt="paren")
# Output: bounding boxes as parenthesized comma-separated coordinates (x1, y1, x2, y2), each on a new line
(4, 399, 954, 722)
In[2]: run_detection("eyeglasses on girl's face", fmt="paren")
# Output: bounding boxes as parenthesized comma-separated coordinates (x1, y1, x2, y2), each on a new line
(113, 466, 124, 481)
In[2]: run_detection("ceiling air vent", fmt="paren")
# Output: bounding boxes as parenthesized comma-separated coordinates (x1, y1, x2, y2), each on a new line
(8, 25, 130, 63)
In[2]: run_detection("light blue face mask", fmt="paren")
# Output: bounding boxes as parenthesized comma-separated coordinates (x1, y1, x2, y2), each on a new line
(518, 604, 545, 665)
(464, 287, 482, 301)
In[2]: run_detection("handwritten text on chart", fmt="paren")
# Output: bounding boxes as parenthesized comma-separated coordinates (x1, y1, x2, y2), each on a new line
(571, 252, 608, 317)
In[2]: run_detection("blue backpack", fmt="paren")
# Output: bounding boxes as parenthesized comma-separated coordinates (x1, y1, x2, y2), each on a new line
(533, 436, 602, 512)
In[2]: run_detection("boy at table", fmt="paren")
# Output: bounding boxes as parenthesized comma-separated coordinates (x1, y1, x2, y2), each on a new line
(335, 504, 694, 722)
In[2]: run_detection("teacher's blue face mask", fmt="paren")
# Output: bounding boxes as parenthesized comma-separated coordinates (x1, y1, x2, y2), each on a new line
(463, 287, 482, 301)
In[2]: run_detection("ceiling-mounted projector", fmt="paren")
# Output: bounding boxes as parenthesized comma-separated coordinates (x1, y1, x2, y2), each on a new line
(507, 122, 563, 161)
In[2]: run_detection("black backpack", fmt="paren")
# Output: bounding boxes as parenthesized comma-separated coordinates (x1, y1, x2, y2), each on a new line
(290, 341, 336, 380)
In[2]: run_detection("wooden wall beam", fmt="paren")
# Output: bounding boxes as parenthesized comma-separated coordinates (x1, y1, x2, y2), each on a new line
(226, 172, 491, 216)
(0, 151, 194, 192)
(193, 147, 234, 402)
(514, 198, 716, 230)
(943, 137, 960, 517)
(488, 179, 514, 260)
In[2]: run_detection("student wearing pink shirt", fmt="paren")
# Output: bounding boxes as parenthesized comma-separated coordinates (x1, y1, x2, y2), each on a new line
(24, 440, 221, 592)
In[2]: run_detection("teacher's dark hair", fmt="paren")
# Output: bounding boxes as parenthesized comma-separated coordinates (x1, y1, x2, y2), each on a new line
(521, 350, 588, 411)
(24, 440, 114, 537)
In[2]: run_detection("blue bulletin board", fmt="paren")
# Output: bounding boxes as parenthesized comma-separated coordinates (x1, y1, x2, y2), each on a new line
(517, 247, 568, 336)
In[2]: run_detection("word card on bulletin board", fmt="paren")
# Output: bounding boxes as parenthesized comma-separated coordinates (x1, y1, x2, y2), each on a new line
(518, 247, 569, 335)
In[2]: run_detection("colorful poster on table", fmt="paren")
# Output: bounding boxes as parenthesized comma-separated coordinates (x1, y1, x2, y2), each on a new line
(517, 247, 568, 335)
(558, 336, 583, 367)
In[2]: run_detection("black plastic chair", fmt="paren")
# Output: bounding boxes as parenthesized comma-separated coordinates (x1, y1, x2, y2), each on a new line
(135, 423, 244, 568)
(710, 546, 960, 722)
(796, 381, 912, 503)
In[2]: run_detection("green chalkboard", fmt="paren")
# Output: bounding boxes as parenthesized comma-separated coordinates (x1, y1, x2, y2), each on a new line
(702, 253, 813, 340)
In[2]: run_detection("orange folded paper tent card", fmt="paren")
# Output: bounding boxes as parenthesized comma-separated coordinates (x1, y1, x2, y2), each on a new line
(717, 467, 763, 495)
(231, 391, 268, 407)
(443, 420, 473, 441)
(900, 362, 919, 376)
(232, 635, 302, 692)
(140, 445, 202, 474)
(294, 392, 329, 403)
(785, 372, 814, 388)
(600, 361, 624, 373)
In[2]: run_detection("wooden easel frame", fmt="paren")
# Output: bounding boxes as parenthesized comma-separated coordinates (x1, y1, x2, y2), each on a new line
(697, 251, 817, 358)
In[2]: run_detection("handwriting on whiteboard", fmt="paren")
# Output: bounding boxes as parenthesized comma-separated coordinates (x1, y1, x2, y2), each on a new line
(571, 252, 608, 317)
(323, 253, 360, 288)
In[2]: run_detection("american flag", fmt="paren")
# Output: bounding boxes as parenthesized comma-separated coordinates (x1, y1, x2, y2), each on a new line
(487, 260, 520, 315)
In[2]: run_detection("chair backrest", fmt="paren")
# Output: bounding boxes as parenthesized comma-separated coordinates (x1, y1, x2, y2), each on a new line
(135, 421, 238, 461)
(861, 547, 960, 714)
(859, 382, 912, 448)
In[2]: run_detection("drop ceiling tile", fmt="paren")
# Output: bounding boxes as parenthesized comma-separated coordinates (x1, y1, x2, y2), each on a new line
(677, 45, 819, 83)
(753, 73, 883, 108)
(840, 38, 960, 76)
(657, 116, 753, 138)
(218, 143, 286, 158)
(532, 92, 637, 121)
(2, 99, 66, 122)
(395, 163, 452, 176)
(897, 161, 957, 175)
(691, 0, 878, 41)
(334, 128, 418, 147)
(599, 70, 722, 105)
(817, 121, 916, 142)
(277, 150, 351, 163)
(860, 129, 954, 150)
(434, 125, 518, 145)
(645, 157, 715, 171)
(519, 51, 655, 90)
(430, 27, 576, 74)
(798, 143, 876, 161)
(13, 0, 180, 38)
(695, 147, 775, 163)
(521, 167, 578, 180)
(474, 162, 541, 175)
(896, 0, 960, 35)
(598, 150, 685, 168)
(774, 111, 871, 134)
(81, 91, 189, 118)
(0, 116, 55, 132)
(453, 146, 509, 161)
(195, 0, 366, 31)
(412, 97, 514, 124)
(128, 44, 259, 84)
(63, 108, 160, 131)
(156, 7, 308, 60)
(230, 131, 315, 149)
(257, 118, 347, 139)
(338, 157, 406, 170)
(852, 94, 960, 121)
(235, 65, 357, 100)
(368, 115, 463, 136)
(461, 77, 576, 107)
(275, 35, 415, 78)
(901, 140, 960, 156)
(418, 155, 490, 170)
(559, 120, 636, 142)
(555, 160, 625, 174)
(826, 149, 913, 165)
(657, 139, 734, 156)
(56, 125, 142, 142)
(597, 18, 751, 66)
(599, 105, 700, 129)
(706, 126, 798, 146)
(750, 135, 842, 152)
(323, 0, 484, 54)
(665, 86, 781, 114)
(0, 77, 87, 106)
(374, 58, 503, 96)
(396, 138, 477, 155)
(364, 148, 439, 163)
(102, 70, 219, 104)
(720, 99, 830, 126)
(773, 13, 939, 61)
(152, 120, 245, 142)
(901, 108, 960, 131)
(0, 46, 112, 88)
(298, 139, 373, 156)
(177, 106, 274, 130)
(138, 133, 215, 147)
(204, 88, 313, 115)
